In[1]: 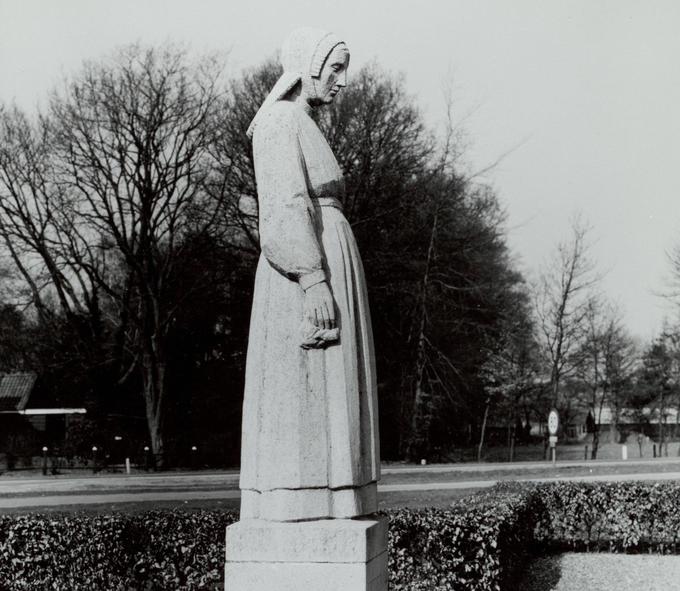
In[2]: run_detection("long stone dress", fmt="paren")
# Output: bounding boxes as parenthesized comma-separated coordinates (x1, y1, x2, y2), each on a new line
(239, 100, 380, 522)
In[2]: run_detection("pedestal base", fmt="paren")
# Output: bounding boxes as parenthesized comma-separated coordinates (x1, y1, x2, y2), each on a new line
(224, 517, 388, 591)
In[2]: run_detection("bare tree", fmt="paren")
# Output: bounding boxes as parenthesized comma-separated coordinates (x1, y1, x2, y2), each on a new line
(534, 215, 600, 430)
(206, 59, 281, 254)
(43, 44, 226, 465)
(1, 51, 535, 465)
(577, 300, 637, 458)
(667, 244, 680, 305)
(600, 312, 637, 446)
(480, 291, 540, 461)
(0, 106, 97, 324)
(635, 331, 680, 457)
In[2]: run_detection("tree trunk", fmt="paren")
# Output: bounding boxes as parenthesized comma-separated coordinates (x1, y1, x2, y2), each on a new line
(406, 211, 438, 461)
(591, 427, 599, 460)
(551, 376, 560, 409)
(477, 399, 490, 463)
(659, 391, 666, 457)
(407, 309, 430, 460)
(611, 411, 619, 444)
(408, 380, 430, 461)
(507, 407, 516, 462)
(142, 351, 167, 469)
(593, 388, 607, 460)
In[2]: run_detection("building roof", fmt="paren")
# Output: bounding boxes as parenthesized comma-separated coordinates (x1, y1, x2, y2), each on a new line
(575, 405, 679, 426)
(0, 372, 37, 412)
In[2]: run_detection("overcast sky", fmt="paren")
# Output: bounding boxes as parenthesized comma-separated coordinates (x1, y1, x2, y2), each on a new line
(1, 0, 679, 340)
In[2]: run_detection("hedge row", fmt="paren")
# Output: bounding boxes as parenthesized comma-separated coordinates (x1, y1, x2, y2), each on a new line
(388, 487, 537, 591)
(2, 482, 680, 590)
(0, 511, 236, 590)
(532, 481, 680, 553)
(0, 490, 534, 591)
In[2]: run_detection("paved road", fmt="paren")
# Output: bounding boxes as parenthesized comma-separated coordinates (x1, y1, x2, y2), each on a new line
(1, 462, 680, 510)
(3, 456, 679, 495)
(382, 470, 680, 491)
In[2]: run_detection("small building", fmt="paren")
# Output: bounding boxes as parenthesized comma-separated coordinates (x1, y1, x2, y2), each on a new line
(597, 405, 679, 441)
(564, 412, 590, 441)
(563, 405, 680, 444)
(0, 372, 36, 413)
(0, 372, 86, 468)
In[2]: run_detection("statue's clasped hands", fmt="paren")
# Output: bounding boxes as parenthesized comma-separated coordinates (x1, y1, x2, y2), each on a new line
(300, 281, 340, 349)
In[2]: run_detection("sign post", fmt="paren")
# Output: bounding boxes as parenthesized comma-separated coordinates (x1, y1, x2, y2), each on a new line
(92, 446, 98, 474)
(548, 408, 559, 466)
(41, 446, 48, 476)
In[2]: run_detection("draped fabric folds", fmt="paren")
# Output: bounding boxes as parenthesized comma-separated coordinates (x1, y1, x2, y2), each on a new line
(239, 101, 380, 522)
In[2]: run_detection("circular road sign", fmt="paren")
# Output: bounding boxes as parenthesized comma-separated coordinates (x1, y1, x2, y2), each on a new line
(548, 409, 559, 436)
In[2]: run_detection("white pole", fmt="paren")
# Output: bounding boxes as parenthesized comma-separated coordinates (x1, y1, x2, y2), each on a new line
(125, 457, 131, 474)
(621, 445, 628, 461)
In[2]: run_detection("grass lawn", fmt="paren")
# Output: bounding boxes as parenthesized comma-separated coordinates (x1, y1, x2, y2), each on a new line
(519, 554, 680, 591)
(0, 497, 242, 515)
(434, 439, 680, 463)
(0, 488, 480, 515)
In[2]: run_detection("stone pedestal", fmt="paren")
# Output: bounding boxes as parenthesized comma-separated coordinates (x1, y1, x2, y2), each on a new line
(224, 517, 388, 590)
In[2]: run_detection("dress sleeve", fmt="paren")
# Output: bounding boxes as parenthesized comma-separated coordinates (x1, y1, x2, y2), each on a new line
(252, 107, 326, 290)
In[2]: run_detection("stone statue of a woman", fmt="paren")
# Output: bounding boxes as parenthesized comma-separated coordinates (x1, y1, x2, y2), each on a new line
(239, 27, 380, 523)
(226, 28, 387, 591)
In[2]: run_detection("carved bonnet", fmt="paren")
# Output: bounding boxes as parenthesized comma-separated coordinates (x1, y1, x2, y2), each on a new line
(246, 27, 346, 138)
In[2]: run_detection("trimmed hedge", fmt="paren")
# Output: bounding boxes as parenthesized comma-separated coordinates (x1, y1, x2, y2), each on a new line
(2, 482, 680, 590)
(388, 487, 537, 590)
(532, 481, 680, 553)
(0, 511, 237, 590)
(0, 489, 536, 591)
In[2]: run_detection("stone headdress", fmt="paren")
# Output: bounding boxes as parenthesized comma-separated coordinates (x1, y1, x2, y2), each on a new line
(246, 27, 346, 139)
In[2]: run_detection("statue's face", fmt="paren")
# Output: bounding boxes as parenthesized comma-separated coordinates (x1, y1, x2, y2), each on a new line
(304, 44, 350, 105)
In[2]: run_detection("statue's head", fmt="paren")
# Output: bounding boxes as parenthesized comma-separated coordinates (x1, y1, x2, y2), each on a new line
(247, 27, 349, 138)
(281, 27, 350, 105)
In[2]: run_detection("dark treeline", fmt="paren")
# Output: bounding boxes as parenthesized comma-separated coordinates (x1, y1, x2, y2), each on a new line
(1, 44, 675, 467)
